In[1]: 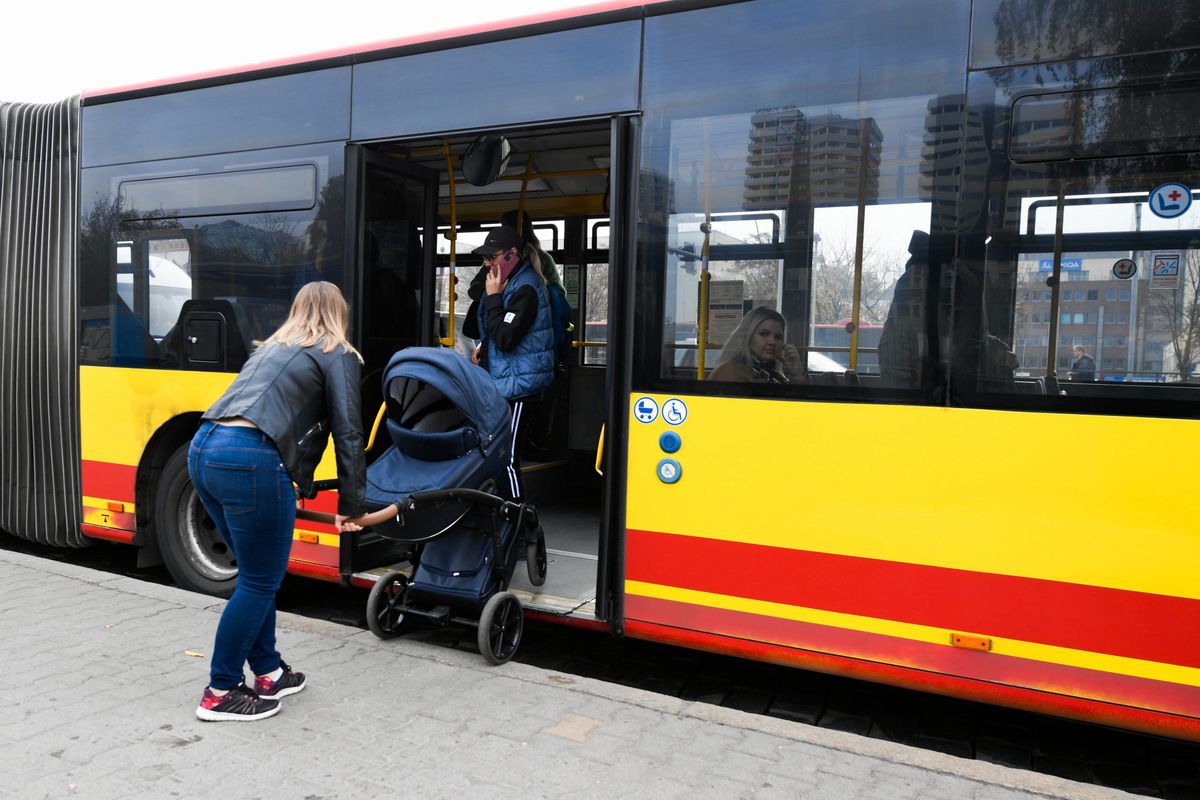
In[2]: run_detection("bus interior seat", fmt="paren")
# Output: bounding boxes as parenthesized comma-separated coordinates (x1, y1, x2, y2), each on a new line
(160, 298, 250, 371)
(567, 366, 605, 452)
(111, 294, 163, 367)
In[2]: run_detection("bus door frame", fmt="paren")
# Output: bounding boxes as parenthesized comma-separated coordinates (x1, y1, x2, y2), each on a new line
(598, 113, 640, 631)
(340, 143, 440, 580)
(345, 144, 439, 353)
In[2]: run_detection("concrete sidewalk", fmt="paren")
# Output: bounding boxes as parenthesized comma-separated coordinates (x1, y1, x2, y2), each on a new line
(0, 549, 1136, 800)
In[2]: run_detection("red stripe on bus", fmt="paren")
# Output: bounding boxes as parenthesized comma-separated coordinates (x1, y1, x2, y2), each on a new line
(623, 616, 1200, 743)
(80, 524, 135, 545)
(285, 560, 341, 583)
(289, 540, 339, 568)
(625, 594, 1200, 718)
(626, 529, 1200, 670)
(82, 0, 659, 99)
(81, 460, 137, 504)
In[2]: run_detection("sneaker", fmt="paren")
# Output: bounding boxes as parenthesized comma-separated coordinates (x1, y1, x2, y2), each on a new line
(255, 660, 306, 700)
(195, 683, 280, 722)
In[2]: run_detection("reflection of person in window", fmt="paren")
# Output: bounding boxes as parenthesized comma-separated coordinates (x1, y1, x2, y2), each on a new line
(1069, 345, 1095, 381)
(709, 307, 806, 383)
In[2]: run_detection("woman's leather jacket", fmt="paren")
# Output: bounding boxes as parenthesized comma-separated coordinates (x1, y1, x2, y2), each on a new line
(202, 343, 366, 515)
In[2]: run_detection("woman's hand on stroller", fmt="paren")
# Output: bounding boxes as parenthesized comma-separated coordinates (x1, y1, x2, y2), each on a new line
(335, 513, 365, 532)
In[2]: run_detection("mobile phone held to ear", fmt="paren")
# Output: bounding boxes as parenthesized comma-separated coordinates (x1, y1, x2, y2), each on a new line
(496, 249, 521, 282)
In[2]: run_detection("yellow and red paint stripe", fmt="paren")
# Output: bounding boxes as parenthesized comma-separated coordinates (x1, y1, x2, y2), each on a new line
(624, 393, 1200, 737)
(78, 366, 344, 576)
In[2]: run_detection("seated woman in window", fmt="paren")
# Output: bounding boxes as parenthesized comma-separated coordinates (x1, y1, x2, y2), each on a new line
(709, 307, 807, 384)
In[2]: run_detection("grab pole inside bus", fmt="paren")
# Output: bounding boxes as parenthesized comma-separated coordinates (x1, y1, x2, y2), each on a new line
(847, 125, 872, 371)
(696, 118, 712, 379)
(438, 138, 458, 348)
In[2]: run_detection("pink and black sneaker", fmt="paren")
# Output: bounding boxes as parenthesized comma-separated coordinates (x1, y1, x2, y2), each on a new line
(195, 683, 280, 722)
(255, 660, 306, 700)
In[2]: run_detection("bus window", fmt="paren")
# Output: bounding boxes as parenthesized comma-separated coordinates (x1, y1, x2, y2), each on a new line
(959, 64, 1200, 413)
(638, 0, 964, 400)
(583, 219, 610, 366)
(79, 146, 345, 369)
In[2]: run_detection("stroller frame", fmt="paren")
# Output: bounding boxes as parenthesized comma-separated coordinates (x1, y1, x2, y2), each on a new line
(364, 487, 547, 664)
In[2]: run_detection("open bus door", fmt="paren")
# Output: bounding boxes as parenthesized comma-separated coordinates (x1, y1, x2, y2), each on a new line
(342, 145, 439, 576)
(338, 118, 635, 631)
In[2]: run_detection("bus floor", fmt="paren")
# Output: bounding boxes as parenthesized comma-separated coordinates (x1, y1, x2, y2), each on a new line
(508, 502, 599, 619)
(351, 501, 600, 620)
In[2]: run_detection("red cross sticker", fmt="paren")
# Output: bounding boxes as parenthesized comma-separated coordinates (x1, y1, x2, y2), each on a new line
(1169, 190, 1182, 201)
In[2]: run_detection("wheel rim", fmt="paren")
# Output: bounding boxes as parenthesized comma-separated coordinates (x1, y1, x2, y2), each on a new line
(487, 595, 523, 661)
(178, 486, 237, 582)
(374, 577, 408, 634)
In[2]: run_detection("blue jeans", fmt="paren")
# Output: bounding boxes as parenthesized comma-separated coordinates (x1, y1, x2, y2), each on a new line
(188, 421, 296, 689)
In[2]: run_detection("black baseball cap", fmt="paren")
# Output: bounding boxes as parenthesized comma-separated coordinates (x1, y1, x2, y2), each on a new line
(471, 225, 523, 256)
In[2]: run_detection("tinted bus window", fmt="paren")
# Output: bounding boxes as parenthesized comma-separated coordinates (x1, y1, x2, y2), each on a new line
(956, 54, 1200, 416)
(1011, 82, 1200, 163)
(351, 22, 640, 140)
(79, 144, 345, 369)
(120, 165, 318, 218)
(82, 68, 351, 167)
(636, 0, 967, 400)
(970, 0, 1200, 69)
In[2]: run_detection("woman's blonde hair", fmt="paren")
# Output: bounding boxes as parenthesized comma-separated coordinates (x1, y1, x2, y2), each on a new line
(712, 306, 786, 370)
(258, 281, 361, 360)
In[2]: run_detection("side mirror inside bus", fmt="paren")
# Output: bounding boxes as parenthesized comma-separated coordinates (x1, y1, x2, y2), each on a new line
(461, 134, 511, 186)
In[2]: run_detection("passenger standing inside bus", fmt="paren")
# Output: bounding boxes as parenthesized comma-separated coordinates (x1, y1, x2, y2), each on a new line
(188, 281, 367, 721)
(469, 225, 555, 500)
(709, 306, 807, 383)
(466, 211, 565, 302)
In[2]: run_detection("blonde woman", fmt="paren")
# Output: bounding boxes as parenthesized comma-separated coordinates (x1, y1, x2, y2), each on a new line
(188, 281, 367, 721)
(709, 307, 807, 384)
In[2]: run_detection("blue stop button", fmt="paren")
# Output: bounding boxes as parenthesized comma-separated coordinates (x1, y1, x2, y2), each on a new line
(657, 458, 682, 484)
(659, 431, 681, 453)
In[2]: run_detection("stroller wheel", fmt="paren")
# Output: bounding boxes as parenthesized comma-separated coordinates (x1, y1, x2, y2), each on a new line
(477, 591, 523, 665)
(526, 525, 547, 587)
(367, 572, 414, 639)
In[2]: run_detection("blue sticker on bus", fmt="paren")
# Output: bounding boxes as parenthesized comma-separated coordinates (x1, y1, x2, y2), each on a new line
(662, 398, 688, 425)
(1149, 182, 1193, 219)
(633, 397, 659, 424)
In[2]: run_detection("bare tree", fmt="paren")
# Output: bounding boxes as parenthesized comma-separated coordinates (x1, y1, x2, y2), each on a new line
(585, 263, 609, 323)
(1148, 250, 1200, 381)
(811, 238, 899, 325)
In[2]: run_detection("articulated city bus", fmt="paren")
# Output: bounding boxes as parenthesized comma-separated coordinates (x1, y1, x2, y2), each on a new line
(3, 0, 1200, 740)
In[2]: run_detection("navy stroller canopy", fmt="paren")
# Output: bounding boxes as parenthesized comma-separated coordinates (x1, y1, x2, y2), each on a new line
(366, 347, 512, 498)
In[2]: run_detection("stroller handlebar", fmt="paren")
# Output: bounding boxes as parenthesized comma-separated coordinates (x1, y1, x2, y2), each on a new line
(295, 504, 399, 528)
(294, 488, 534, 529)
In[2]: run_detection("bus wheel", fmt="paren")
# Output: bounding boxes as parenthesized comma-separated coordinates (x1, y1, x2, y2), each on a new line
(154, 445, 238, 598)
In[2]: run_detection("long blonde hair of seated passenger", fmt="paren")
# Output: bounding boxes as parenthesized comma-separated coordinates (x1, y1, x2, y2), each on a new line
(256, 281, 362, 361)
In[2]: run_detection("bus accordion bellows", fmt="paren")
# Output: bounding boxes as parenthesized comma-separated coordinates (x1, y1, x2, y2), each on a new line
(4, 0, 1200, 741)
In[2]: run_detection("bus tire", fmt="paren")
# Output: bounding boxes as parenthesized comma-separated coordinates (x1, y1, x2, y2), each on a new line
(154, 444, 238, 598)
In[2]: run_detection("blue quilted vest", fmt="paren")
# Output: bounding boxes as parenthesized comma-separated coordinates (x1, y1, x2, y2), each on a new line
(477, 260, 555, 400)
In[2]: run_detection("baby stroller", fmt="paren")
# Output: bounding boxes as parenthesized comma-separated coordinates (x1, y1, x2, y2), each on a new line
(359, 347, 547, 664)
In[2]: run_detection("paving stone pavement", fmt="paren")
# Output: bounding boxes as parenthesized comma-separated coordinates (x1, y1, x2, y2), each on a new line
(0, 549, 1140, 800)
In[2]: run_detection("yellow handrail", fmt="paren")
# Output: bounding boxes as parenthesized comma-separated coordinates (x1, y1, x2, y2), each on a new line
(594, 424, 605, 476)
(364, 401, 387, 452)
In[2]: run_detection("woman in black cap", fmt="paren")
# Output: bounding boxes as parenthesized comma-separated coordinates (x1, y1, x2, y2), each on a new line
(469, 225, 556, 501)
